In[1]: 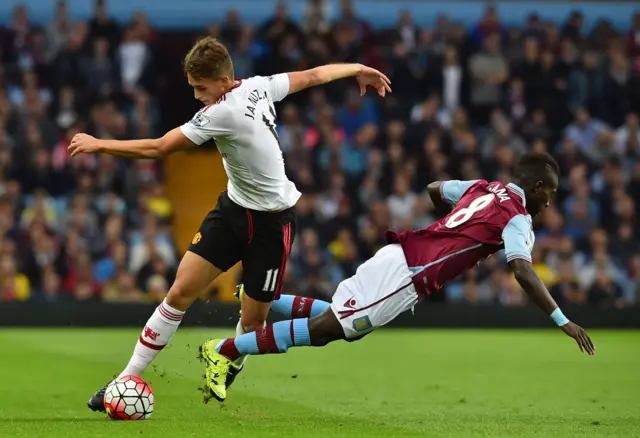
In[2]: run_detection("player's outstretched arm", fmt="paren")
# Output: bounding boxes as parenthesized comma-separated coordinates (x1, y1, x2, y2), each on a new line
(287, 64, 391, 97)
(509, 259, 595, 355)
(427, 180, 481, 218)
(68, 128, 195, 159)
(426, 181, 454, 218)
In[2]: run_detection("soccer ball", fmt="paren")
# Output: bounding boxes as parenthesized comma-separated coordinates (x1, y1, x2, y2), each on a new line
(104, 375, 154, 420)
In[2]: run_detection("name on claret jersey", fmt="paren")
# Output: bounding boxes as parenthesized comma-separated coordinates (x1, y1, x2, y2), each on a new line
(244, 89, 269, 120)
(487, 184, 511, 203)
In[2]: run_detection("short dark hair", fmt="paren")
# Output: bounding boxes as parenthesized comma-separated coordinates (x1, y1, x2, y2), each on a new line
(514, 152, 560, 185)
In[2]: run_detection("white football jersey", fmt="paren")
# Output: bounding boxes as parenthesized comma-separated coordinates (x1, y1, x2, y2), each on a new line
(180, 74, 301, 212)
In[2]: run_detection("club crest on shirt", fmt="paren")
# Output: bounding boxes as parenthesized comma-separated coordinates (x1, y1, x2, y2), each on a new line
(352, 315, 373, 333)
(192, 232, 202, 245)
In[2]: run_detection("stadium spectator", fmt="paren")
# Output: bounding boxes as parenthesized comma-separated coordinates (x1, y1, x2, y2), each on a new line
(88, 0, 120, 52)
(588, 268, 626, 308)
(103, 271, 144, 303)
(614, 111, 640, 156)
(38, 265, 62, 302)
(627, 255, 640, 304)
(550, 259, 586, 306)
(46, 1, 74, 62)
(0, 3, 638, 309)
(0, 253, 30, 301)
(469, 6, 507, 48)
(468, 32, 508, 125)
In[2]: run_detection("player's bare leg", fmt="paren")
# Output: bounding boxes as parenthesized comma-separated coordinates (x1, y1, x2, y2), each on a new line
(199, 244, 419, 401)
(88, 251, 222, 412)
(199, 309, 348, 402)
(308, 310, 349, 344)
(240, 289, 272, 332)
(226, 284, 332, 388)
(235, 283, 331, 319)
(223, 288, 273, 388)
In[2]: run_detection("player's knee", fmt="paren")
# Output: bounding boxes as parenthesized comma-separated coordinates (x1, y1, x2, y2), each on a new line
(345, 331, 371, 343)
(240, 317, 267, 334)
(309, 329, 338, 347)
(165, 283, 198, 311)
(308, 312, 343, 347)
(239, 293, 270, 333)
(310, 333, 333, 347)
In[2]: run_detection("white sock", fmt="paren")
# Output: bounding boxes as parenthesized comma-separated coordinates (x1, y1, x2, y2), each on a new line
(118, 299, 185, 378)
(233, 320, 249, 368)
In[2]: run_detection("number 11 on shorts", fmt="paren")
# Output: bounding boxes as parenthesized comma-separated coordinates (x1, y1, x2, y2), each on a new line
(262, 269, 280, 292)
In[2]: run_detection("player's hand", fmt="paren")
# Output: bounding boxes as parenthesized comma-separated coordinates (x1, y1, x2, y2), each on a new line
(560, 322, 595, 355)
(356, 65, 392, 97)
(68, 133, 100, 157)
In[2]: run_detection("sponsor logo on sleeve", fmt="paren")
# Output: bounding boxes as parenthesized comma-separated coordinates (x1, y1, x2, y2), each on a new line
(189, 112, 210, 128)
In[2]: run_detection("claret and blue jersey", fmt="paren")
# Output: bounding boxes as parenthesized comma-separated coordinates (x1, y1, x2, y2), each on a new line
(386, 179, 535, 297)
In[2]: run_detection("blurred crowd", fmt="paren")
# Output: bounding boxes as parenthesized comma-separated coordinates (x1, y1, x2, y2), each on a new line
(0, 0, 175, 303)
(1, 0, 639, 309)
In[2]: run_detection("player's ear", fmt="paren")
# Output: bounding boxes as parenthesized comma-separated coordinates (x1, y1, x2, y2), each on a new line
(533, 180, 543, 193)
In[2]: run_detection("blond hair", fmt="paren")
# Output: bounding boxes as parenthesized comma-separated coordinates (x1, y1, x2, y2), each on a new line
(183, 36, 234, 80)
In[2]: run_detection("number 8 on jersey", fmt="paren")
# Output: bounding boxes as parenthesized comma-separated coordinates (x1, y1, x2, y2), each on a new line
(445, 193, 495, 228)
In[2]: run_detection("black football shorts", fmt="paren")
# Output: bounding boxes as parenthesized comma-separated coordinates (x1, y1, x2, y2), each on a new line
(188, 191, 296, 302)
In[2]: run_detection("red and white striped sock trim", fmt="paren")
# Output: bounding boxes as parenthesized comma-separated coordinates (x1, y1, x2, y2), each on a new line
(138, 336, 165, 350)
(157, 300, 185, 322)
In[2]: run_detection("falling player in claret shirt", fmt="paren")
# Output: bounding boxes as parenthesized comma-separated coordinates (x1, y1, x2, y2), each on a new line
(69, 36, 392, 412)
(198, 152, 595, 402)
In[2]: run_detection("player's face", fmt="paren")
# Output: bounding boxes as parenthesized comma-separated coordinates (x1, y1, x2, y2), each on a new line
(528, 175, 558, 217)
(187, 73, 231, 106)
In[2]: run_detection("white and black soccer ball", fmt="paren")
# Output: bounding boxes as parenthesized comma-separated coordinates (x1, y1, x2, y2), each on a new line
(104, 375, 155, 420)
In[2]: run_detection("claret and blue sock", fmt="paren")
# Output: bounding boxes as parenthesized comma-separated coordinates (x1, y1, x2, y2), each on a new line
(270, 295, 330, 319)
(216, 318, 312, 361)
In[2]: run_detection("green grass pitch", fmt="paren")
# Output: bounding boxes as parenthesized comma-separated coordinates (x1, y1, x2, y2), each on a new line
(0, 328, 638, 437)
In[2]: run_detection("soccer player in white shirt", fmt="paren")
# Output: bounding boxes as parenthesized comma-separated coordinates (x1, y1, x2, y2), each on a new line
(69, 36, 391, 411)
